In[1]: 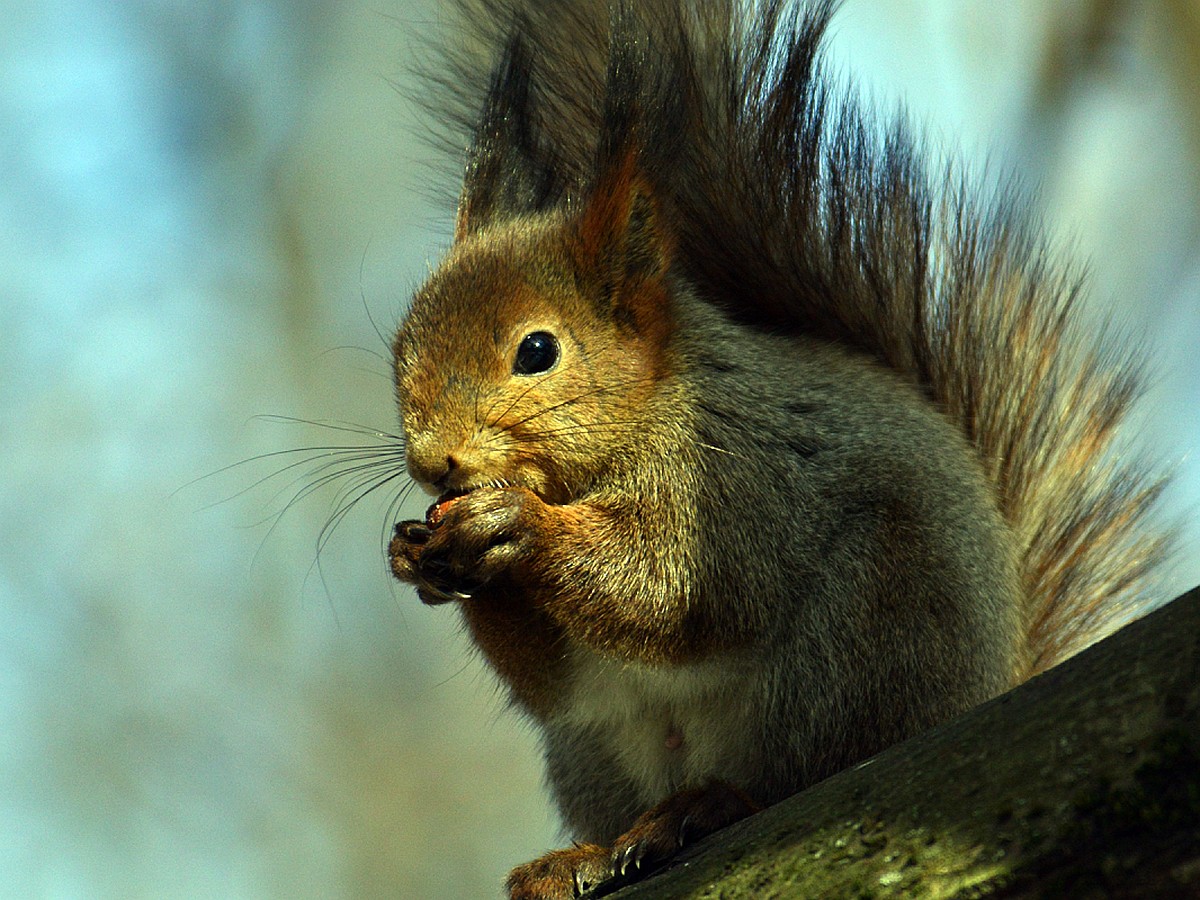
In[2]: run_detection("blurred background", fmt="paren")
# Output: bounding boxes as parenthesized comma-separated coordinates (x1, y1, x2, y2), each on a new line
(1, 0, 1196, 897)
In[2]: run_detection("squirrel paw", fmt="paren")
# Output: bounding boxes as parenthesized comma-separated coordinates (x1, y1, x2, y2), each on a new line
(388, 520, 461, 604)
(608, 781, 759, 881)
(506, 843, 612, 900)
(505, 782, 759, 898)
(408, 486, 542, 602)
(388, 521, 428, 586)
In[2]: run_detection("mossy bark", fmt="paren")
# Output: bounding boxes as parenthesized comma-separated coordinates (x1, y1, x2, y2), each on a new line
(604, 586, 1200, 899)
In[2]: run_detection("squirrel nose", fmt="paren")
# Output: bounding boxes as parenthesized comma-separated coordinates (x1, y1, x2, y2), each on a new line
(406, 444, 454, 490)
(406, 437, 475, 492)
(431, 455, 459, 492)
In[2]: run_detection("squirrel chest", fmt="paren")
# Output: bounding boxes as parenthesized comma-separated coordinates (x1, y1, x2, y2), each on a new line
(556, 648, 767, 803)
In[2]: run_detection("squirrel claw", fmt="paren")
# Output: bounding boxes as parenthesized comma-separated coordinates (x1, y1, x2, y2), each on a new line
(415, 552, 484, 602)
(394, 520, 432, 545)
(416, 585, 472, 604)
(677, 812, 694, 847)
(572, 869, 594, 897)
(418, 553, 449, 574)
(613, 842, 645, 878)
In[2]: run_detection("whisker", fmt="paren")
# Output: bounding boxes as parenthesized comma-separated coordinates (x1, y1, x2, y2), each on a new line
(251, 454, 403, 559)
(306, 469, 415, 621)
(253, 414, 406, 443)
(516, 420, 648, 436)
(485, 369, 563, 426)
(508, 427, 647, 445)
(258, 454, 405, 516)
(501, 375, 658, 430)
(199, 407, 419, 614)
(310, 467, 415, 577)
(510, 422, 747, 460)
(245, 455, 404, 532)
(380, 479, 423, 558)
(358, 241, 398, 359)
(176, 441, 398, 496)
(318, 344, 394, 371)
(697, 442, 744, 458)
(192, 445, 404, 511)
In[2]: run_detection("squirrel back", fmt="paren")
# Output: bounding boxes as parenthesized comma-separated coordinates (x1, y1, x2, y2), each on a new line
(419, 0, 1171, 675)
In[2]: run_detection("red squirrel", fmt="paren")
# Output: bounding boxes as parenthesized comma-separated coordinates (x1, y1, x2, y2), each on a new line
(386, 2, 1171, 897)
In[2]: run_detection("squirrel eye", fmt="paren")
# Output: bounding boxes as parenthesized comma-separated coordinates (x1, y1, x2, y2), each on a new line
(513, 331, 560, 376)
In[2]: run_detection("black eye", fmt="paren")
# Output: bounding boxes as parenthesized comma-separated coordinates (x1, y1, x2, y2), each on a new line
(513, 331, 560, 375)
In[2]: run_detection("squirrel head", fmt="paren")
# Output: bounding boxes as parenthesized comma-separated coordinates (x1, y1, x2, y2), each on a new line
(394, 152, 677, 505)
(394, 17, 685, 504)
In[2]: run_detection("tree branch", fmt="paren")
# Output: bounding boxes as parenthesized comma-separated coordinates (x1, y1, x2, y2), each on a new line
(609, 586, 1200, 898)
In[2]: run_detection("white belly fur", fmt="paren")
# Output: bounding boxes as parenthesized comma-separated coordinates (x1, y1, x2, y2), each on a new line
(558, 649, 765, 806)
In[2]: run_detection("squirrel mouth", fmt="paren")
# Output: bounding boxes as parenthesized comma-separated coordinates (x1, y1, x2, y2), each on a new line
(425, 479, 514, 526)
(426, 489, 470, 526)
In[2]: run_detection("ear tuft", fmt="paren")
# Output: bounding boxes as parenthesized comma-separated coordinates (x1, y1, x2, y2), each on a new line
(456, 31, 559, 241)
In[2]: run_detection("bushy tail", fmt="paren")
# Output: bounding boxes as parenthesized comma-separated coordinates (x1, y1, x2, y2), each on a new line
(418, 0, 1173, 673)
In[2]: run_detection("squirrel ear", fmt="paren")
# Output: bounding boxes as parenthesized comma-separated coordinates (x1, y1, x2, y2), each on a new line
(572, 150, 674, 331)
(570, 4, 675, 332)
(456, 32, 557, 242)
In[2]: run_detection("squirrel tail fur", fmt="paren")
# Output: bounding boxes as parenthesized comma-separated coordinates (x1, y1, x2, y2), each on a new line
(417, 0, 1172, 675)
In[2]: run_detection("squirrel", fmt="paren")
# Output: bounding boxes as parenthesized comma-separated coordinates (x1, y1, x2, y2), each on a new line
(386, 1, 1172, 897)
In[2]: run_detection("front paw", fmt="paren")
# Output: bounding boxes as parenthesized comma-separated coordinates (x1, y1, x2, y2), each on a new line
(388, 520, 430, 584)
(417, 487, 543, 599)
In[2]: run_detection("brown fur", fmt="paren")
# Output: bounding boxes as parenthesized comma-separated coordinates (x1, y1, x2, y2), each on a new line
(387, 2, 1173, 897)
